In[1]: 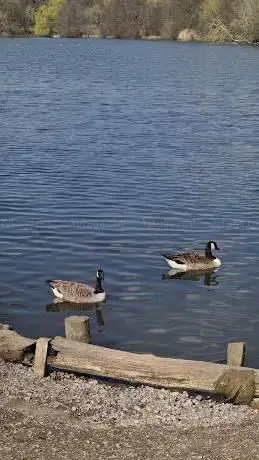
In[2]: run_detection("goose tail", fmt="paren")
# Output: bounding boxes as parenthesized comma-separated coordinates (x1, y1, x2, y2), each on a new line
(161, 253, 173, 260)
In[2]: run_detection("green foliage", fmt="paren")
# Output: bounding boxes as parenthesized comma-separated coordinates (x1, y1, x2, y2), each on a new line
(34, 0, 66, 36)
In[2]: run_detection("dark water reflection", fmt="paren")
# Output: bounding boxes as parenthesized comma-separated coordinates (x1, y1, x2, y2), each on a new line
(162, 268, 220, 287)
(0, 38, 259, 366)
(46, 301, 105, 330)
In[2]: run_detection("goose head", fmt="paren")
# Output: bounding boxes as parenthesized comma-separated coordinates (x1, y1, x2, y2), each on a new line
(96, 269, 104, 280)
(206, 241, 220, 258)
(207, 241, 220, 251)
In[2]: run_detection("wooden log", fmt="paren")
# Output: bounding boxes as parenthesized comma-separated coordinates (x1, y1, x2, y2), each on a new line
(227, 342, 246, 367)
(65, 316, 91, 343)
(1, 326, 259, 402)
(33, 338, 50, 378)
(47, 336, 259, 397)
(0, 327, 36, 362)
(215, 368, 255, 404)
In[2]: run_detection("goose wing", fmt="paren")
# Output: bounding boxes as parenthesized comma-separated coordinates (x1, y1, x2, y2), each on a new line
(162, 252, 206, 264)
(47, 280, 95, 299)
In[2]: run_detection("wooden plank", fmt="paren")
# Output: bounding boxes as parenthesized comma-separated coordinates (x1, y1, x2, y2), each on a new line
(33, 338, 50, 378)
(48, 336, 259, 397)
(227, 342, 246, 367)
(65, 316, 91, 343)
(0, 328, 36, 362)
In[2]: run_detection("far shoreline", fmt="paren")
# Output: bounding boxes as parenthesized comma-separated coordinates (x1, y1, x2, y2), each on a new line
(1, 33, 259, 48)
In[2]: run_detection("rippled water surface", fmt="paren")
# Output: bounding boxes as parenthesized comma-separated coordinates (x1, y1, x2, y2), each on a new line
(0, 38, 259, 366)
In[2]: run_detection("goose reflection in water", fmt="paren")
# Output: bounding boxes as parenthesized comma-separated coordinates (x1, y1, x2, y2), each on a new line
(45, 301, 105, 329)
(162, 267, 220, 287)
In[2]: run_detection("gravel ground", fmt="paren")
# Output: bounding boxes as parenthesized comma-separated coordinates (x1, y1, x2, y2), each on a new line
(1, 360, 259, 459)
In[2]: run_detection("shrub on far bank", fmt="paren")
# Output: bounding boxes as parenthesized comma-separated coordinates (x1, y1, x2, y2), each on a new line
(34, 0, 66, 36)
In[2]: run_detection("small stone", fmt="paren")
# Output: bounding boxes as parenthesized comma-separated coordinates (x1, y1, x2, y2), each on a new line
(134, 405, 141, 412)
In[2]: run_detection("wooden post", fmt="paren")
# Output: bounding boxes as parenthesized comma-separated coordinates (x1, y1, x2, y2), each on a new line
(227, 342, 246, 367)
(65, 316, 91, 343)
(33, 338, 50, 378)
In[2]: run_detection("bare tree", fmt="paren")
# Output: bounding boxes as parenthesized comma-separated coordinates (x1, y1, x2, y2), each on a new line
(0, 0, 35, 35)
(231, 0, 259, 42)
(159, 0, 202, 38)
(100, 0, 147, 38)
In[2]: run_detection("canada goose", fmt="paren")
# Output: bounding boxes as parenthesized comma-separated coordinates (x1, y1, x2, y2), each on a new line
(161, 241, 221, 272)
(46, 269, 106, 303)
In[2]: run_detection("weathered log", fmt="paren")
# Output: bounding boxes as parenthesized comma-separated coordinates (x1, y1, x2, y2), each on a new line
(1, 326, 259, 402)
(215, 368, 255, 404)
(0, 326, 36, 362)
(47, 336, 259, 397)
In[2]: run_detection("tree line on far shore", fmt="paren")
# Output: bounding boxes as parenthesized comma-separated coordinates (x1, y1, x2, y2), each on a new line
(0, 0, 259, 44)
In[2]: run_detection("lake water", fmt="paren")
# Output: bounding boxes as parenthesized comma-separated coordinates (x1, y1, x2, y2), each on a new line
(0, 38, 259, 367)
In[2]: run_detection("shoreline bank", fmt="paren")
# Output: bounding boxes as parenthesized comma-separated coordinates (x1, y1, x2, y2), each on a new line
(0, 33, 259, 47)
(1, 360, 259, 459)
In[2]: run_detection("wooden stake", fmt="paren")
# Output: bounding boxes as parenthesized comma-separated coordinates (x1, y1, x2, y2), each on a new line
(65, 316, 91, 343)
(227, 342, 246, 367)
(33, 338, 50, 378)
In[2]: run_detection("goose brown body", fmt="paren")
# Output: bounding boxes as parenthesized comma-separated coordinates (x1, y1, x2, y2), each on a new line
(162, 241, 221, 272)
(46, 270, 106, 303)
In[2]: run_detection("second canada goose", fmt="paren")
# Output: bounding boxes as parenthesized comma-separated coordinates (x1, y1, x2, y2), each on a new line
(46, 269, 106, 303)
(161, 241, 221, 272)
